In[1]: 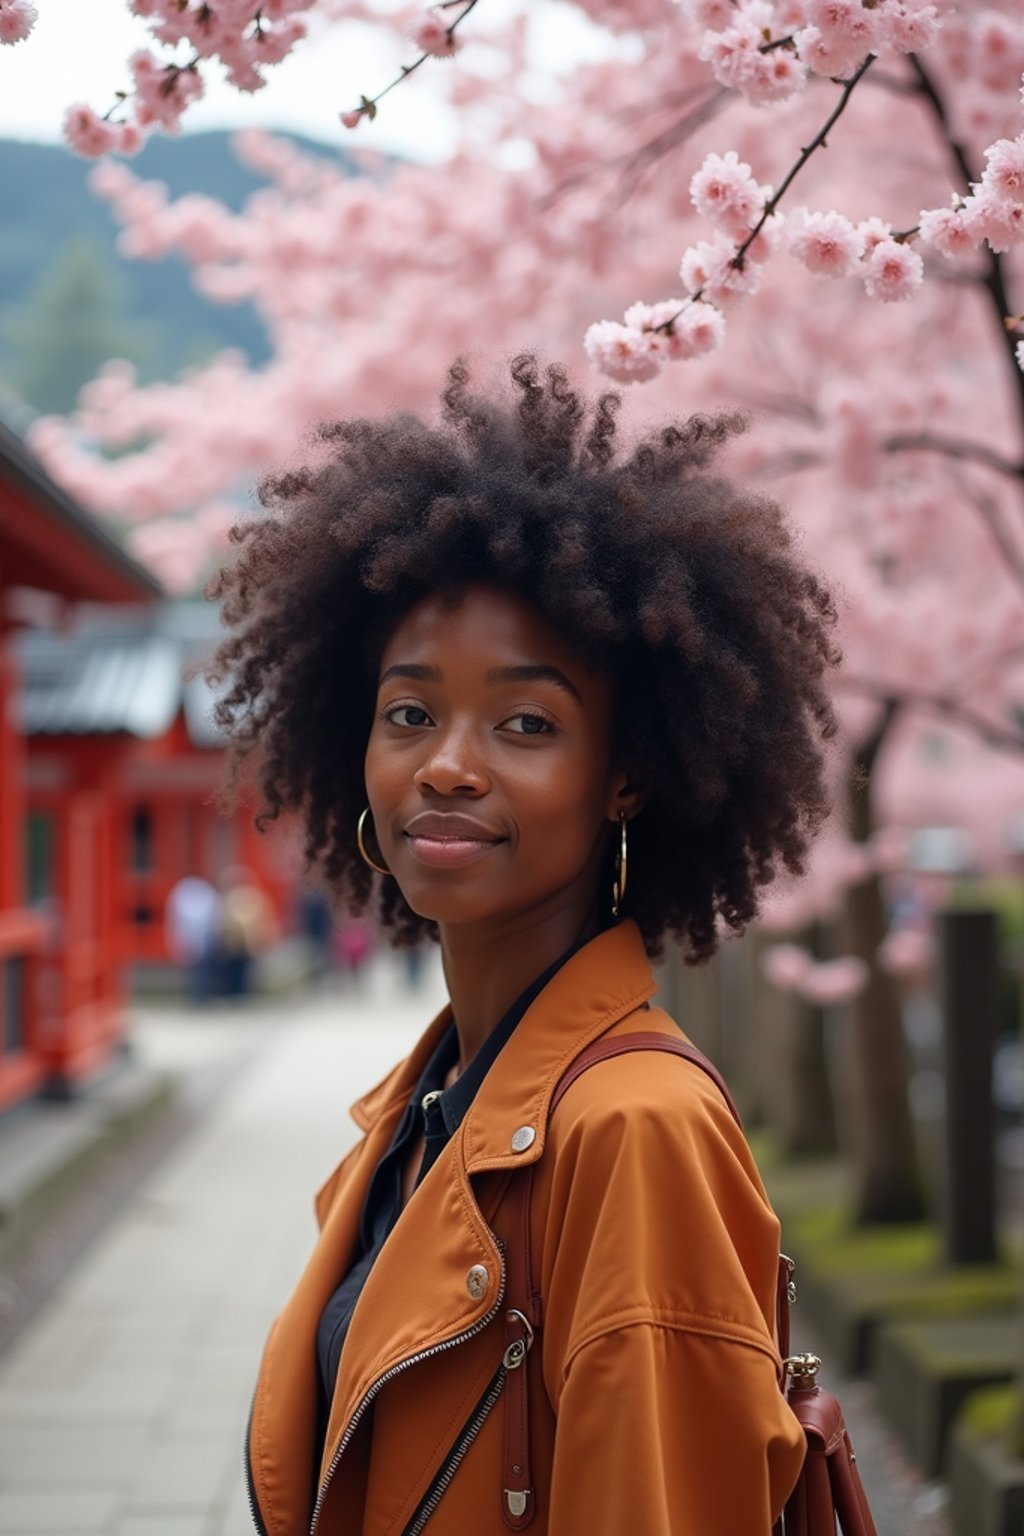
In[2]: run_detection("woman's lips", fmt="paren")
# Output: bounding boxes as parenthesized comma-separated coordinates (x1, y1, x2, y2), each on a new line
(404, 833, 504, 869)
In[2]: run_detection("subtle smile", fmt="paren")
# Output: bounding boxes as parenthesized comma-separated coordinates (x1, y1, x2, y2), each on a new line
(404, 833, 505, 869)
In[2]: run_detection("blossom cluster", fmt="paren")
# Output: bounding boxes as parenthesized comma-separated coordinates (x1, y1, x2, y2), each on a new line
(587, 90, 1024, 384)
(689, 0, 942, 109)
(62, 0, 316, 158)
(0, 0, 36, 45)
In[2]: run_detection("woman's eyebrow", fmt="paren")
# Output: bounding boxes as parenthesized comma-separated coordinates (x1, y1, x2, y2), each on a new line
(378, 661, 583, 705)
(485, 664, 583, 704)
(378, 663, 442, 687)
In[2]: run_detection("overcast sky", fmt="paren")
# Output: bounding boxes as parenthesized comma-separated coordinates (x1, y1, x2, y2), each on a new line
(0, 0, 611, 161)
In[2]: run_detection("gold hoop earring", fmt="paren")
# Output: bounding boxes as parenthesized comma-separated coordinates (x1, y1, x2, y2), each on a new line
(611, 811, 628, 920)
(357, 807, 391, 876)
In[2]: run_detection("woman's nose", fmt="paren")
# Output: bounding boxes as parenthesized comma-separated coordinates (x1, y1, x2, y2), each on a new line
(412, 724, 489, 796)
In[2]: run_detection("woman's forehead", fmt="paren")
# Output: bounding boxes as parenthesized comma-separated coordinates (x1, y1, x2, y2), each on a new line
(379, 585, 591, 679)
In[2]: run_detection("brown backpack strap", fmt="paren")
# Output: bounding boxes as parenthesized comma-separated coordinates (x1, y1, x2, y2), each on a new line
(507, 1030, 745, 1332)
(506, 1030, 790, 1351)
(499, 1030, 787, 1531)
(550, 1030, 744, 1128)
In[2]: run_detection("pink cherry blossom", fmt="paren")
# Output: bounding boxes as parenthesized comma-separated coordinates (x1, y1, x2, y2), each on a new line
(803, 0, 877, 50)
(115, 119, 147, 158)
(857, 215, 893, 253)
(686, 0, 733, 31)
(963, 188, 1024, 253)
(760, 943, 812, 992)
(689, 150, 768, 239)
(787, 207, 864, 277)
(0, 0, 37, 45)
(794, 25, 871, 80)
(674, 300, 727, 357)
(410, 9, 459, 58)
(743, 47, 808, 104)
(680, 231, 763, 304)
(340, 109, 364, 129)
(862, 239, 924, 301)
(879, 1, 941, 56)
(878, 926, 935, 981)
(130, 50, 205, 130)
(63, 105, 120, 160)
(583, 321, 662, 383)
(917, 203, 978, 258)
(795, 956, 870, 1006)
(981, 135, 1024, 205)
(619, 298, 727, 366)
(1016, 340, 1024, 375)
(699, 19, 764, 95)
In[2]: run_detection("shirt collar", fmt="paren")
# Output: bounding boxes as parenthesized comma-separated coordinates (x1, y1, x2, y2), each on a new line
(348, 921, 656, 1148)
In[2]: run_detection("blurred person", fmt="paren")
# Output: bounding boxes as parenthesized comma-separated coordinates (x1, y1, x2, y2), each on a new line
(332, 914, 375, 988)
(211, 359, 839, 1533)
(218, 866, 274, 1000)
(298, 885, 335, 988)
(164, 873, 220, 1005)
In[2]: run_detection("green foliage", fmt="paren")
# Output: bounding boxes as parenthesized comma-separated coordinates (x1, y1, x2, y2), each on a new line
(0, 130, 352, 418)
(1, 236, 156, 417)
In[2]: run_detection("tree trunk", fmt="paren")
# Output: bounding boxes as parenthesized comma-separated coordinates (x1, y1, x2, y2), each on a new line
(839, 718, 926, 1223)
(779, 999, 839, 1158)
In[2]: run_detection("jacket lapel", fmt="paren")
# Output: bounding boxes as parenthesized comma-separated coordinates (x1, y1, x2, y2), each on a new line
(461, 920, 657, 1174)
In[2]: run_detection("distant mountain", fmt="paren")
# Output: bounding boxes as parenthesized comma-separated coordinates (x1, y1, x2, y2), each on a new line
(0, 131, 354, 413)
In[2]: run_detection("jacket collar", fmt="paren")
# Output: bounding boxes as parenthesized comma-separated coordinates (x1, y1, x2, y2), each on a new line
(460, 920, 656, 1172)
(348, 921, 656, 1168)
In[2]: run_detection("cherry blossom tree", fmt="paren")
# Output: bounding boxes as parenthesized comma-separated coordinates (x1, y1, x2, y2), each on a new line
(10, 0, 1024, 1221)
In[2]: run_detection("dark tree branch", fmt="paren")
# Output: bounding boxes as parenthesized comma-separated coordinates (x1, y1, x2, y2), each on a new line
(838, 675, 1024, 758)
(882, 431, 1024, 482)
(907, 54, 1024, 447)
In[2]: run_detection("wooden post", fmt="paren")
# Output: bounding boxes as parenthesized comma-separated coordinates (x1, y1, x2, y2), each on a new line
(938, 908, 998, 1266)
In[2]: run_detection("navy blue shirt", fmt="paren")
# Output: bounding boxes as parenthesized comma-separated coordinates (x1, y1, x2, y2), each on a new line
(315, 944, 586, 1418)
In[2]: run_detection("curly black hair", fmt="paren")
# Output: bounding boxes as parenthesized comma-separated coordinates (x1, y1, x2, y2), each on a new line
(208, 355, 839, 961)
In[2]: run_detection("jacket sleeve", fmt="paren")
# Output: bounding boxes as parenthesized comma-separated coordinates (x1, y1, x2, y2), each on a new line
(539, 1053, 805, 1534)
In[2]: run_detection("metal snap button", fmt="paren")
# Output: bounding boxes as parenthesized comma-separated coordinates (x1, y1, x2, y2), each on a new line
(511, 1126, 535, 1153)
(466, 1264, 489, 1300)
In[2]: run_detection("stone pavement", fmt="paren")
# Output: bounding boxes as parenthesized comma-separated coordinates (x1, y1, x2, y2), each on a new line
(0, 955, 949, 1536)
(0, 959, 444, 1536)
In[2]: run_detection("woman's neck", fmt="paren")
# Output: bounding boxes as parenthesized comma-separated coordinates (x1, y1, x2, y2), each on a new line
(439, 898, 602, 1074)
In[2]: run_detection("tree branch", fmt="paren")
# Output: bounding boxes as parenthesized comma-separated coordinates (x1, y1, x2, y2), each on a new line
(882, 430, 1024, 482)
(341, 0, 481, 125)
(838, 674, 1024, 758)
(907, 54, 1024, 447)
(537, 86, 728, 211)
(657, 53, 877, 327)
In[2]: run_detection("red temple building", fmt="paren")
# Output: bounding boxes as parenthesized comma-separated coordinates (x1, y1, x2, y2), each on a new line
(17, 601, 296, 993)
(1, 422, 295, 1116)
(0, 419, 159, 1112)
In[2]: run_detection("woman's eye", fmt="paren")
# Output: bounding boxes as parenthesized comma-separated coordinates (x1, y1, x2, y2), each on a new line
(383, 704, 432, 728)
(502, 712, 554, 736)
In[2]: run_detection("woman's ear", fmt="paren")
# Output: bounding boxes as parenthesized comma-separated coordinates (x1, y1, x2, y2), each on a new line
(606, 772, 647, 824)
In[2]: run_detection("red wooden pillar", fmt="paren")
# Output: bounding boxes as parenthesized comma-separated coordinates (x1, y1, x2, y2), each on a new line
(0, 624, 22, 911)
(0, 622, 47, 1109)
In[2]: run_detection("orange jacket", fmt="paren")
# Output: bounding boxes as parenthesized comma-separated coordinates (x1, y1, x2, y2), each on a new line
(247, 921, 806, 1535)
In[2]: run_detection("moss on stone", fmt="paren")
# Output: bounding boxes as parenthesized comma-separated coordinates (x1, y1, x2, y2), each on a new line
(959, 1384, 1024, 1461)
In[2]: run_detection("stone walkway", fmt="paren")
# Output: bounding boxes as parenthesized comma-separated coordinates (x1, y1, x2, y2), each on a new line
(0, 957, 948, 1535)
(0, 961, 443, 1536)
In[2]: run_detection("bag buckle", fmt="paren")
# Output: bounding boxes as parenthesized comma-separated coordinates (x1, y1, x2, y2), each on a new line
(783, 1352, 822, 1385)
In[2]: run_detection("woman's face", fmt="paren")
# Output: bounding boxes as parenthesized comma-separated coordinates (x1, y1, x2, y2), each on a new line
(365, 586, 631, 937)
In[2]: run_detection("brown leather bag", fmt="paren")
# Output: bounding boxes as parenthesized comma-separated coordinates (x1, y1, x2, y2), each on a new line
(505, 1030, 879, 1536)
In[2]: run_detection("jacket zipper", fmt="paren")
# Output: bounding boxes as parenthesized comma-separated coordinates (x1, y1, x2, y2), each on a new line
(400, 1361, 508, 1536)
(307, 1244, 507, 1536)
(244, 1399, 271, 1536)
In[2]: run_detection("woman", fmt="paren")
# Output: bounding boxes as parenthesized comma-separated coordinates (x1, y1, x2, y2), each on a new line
(212, 357, 839, 1535)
